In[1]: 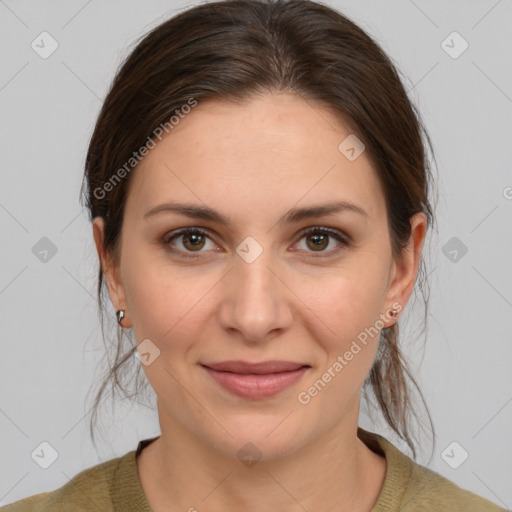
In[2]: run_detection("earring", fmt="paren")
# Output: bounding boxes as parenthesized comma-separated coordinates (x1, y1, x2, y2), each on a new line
(116, 309, 125, 326)
(386, 309, 398, 329)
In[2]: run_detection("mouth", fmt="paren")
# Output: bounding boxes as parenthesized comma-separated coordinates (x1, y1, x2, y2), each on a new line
(200, 360, 311, 399)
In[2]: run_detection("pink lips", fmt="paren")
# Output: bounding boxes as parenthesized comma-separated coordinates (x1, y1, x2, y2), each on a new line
(201, 360, 310, 399)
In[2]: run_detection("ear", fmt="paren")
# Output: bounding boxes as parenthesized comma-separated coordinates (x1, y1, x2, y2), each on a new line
(92, 217, 132, 328)
(383, 212, 428, 326)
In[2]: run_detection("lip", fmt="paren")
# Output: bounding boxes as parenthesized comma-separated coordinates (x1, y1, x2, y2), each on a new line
(201, 360, 310, 399)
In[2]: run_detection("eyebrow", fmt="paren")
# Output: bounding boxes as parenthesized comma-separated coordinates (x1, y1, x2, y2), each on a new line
(143, 200, 368, 227)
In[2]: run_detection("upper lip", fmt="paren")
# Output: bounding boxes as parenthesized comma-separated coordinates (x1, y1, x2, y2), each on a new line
(202, 360, 310, 374)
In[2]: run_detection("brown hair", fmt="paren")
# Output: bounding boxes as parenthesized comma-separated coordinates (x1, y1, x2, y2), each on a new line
(81, 0, 437, 458)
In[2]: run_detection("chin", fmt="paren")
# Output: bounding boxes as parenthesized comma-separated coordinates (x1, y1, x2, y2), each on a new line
(218, 434, 306, 464)
(200, 413, 313, 463)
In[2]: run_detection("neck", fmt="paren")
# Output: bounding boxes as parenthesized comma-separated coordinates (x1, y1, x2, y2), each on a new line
(137, 409, 387, 512)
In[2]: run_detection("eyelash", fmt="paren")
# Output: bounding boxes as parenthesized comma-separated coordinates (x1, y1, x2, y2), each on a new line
(162, 226, 350, 259)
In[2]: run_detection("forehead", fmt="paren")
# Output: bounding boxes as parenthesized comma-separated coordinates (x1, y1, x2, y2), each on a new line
(125, 93, 385, 224)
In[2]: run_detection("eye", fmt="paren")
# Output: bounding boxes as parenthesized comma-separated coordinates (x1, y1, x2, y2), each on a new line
(162, 226, 350, 259)
(163, 227, 217, 257)
(294, 227, 350, 257)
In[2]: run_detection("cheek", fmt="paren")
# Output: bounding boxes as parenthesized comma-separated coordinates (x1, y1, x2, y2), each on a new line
(122, 245, 219, 356)
(291, 257, 390, 401)
(294, 258, 389, 339)
(294, 272, 386, 411)
(122, 262, 212, 397)
(126, 274, 198, 342)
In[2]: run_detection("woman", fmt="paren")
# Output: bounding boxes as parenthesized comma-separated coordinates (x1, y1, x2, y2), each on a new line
(3, 0, 506, 510)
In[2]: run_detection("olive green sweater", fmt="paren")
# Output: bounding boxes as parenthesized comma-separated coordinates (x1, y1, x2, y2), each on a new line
(2, 428, 507, 511)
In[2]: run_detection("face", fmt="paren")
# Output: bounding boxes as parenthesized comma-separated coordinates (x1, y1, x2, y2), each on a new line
(94, 92, 426, 461)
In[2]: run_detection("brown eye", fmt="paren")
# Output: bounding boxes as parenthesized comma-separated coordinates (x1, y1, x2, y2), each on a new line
(163, 226, 349, 259)
(181, 231, 206, 251)
(163, 228, 216, 257)
(297, 227, 349, 256)
(306, 232, 329, 251)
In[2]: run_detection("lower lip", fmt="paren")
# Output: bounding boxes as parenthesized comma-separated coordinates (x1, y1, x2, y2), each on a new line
(202, 365, 309, 399)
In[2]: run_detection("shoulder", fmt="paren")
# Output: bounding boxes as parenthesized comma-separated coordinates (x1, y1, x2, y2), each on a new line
(358, 428, 508, 512)
(1, 454, 126, 512)
(382, 435, 507, 511)
(403, 461, 507, 511)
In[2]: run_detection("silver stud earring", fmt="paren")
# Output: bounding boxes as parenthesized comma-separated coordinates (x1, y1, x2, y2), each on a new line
(116, 309, 125, 326)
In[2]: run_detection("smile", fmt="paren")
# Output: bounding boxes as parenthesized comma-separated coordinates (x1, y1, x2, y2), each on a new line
(201, 360, 311, 399)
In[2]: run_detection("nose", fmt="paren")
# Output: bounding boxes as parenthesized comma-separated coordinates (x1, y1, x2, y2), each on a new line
(217, 247, 294, 344)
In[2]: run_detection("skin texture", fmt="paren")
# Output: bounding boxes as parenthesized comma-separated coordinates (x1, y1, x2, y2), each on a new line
(93, 92, 427, 511)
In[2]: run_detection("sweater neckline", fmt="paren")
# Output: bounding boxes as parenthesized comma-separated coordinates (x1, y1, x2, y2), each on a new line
(113, 427, 412, 511)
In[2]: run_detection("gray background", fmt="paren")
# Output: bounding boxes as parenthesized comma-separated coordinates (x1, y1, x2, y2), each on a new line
(1, 0, 511, 508)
